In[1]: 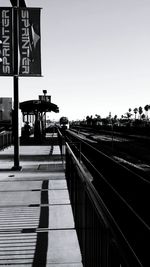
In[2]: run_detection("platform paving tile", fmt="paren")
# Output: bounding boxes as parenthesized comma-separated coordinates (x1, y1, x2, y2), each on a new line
(0, 191, 41, 206)
(0, 146, 52, 156)
(52, 145, 62, 155)
(0, 171, 65, 181)
(49, 189, 70, 205)
(49, 205, 74, 229)
(47, 264, 83, 267)
(49, 179, 67, 190)
(0, 232, 37, 266)
(47, 230, 82, 265)
(0, 206, 40, 230)
(38, 163, 65, 172)
(0, 180, 42, 191)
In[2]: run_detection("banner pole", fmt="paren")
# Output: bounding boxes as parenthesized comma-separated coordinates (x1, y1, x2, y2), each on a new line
(12, 1, 21, 170)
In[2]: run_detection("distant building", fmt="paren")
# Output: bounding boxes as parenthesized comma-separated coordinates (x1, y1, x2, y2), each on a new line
(0, 97, 12, 122)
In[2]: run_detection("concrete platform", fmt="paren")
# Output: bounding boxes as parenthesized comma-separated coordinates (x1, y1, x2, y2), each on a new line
(0, 140, 82, 266)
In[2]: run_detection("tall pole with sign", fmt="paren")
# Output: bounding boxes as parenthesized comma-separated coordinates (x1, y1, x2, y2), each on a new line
(12, 0, 21, 170)
(0, 1, 42, 170)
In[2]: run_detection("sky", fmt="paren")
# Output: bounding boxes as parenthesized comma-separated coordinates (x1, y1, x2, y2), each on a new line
(1, 0, 150, 121)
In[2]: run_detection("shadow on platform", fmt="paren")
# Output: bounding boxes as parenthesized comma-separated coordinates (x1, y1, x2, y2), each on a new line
(20, 136, 59, 146)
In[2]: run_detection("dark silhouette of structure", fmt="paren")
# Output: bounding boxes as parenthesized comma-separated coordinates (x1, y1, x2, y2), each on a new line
(20, 99, 59, 143)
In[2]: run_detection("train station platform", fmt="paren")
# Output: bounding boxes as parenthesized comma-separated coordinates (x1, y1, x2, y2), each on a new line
(0, 134, 82, 266)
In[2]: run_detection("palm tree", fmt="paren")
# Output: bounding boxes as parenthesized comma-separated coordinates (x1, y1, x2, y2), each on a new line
(148, 105, 150, 120)
(133, 108, 138, 119)
(126, 108, 132, 120)
(141, 114, 145, 120)
(95, 114, 101, 125)
(138, 106, 143, 120)
(144, 105, 149, 120)
(95, 114, 101, 120)
(86, 115, 93, 125)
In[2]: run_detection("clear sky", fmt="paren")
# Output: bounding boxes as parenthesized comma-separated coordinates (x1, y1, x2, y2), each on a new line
(1, 0, 150, 121)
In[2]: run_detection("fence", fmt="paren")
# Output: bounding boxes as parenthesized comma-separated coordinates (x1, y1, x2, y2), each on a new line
(0, 131, 13, 150)
(65, 142, 143, 267)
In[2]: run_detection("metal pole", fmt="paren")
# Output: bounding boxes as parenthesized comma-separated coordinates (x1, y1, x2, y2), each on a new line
(12, 1, 21, 170)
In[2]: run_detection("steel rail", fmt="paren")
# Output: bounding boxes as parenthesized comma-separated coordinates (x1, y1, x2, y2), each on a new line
(66, 129, 149, 183)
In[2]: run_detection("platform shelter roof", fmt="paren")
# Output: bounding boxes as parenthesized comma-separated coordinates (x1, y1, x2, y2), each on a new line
(20, 100, 59, 114)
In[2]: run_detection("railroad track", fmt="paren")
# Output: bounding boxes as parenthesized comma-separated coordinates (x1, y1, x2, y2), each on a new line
(70, 126, 150, 179)
(63, 129, 150, 267)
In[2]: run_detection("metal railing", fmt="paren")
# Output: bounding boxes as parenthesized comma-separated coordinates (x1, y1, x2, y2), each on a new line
(65, 142, 144, 267)
(0, 131, 13, 150)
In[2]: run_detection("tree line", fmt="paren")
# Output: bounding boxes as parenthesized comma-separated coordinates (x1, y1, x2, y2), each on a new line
(124, 105, 150, 120)
(79, 104, 150, 128)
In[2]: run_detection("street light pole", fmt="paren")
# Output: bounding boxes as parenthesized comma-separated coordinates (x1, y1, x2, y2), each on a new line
(43, 90, 47, 101)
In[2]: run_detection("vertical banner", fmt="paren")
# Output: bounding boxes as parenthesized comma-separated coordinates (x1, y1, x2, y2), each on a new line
(19, 8, 41, 76)
(0, 8, 13, 76)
